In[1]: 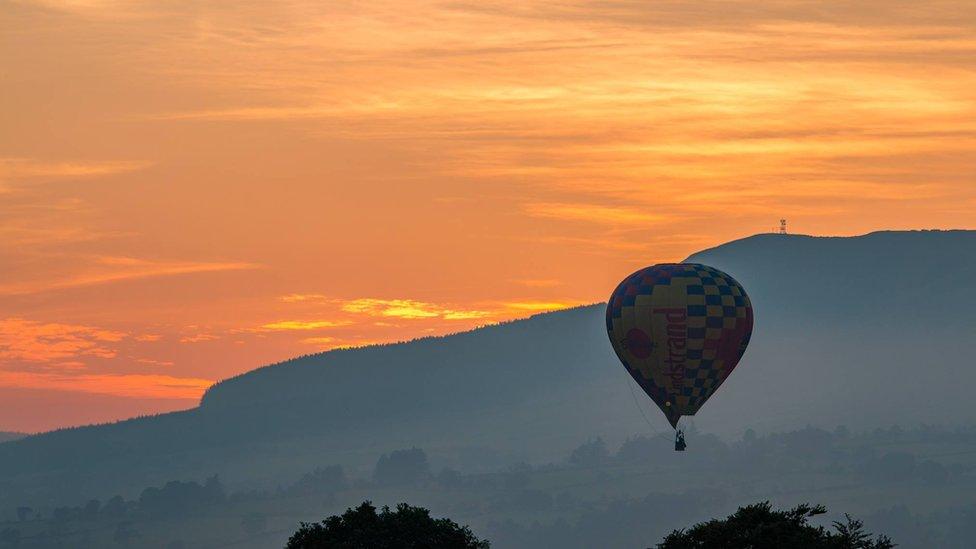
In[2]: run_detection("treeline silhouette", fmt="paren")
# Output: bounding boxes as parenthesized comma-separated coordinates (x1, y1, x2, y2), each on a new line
(0, 433, 24, 445)
(285, 500, 894, 549)
(3, 423, 975, 548)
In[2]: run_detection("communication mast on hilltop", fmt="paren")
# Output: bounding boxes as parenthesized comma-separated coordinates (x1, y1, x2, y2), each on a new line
(779, 219, 787, 234)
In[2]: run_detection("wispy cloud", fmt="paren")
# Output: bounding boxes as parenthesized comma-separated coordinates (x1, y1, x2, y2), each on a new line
(145, 104, 408, 122)
(521, 202, 666, 225)
(0, 158, 150, 180)
(135, 357, 175, 367)
(0, 256, 262, 296)
(179, 334, 219, 344)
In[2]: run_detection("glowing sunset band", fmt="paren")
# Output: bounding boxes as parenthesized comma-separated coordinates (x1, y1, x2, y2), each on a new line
(0, 371, 213, 400)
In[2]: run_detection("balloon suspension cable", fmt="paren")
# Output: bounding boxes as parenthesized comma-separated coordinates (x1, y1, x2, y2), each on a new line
(625, 375, 656, 433)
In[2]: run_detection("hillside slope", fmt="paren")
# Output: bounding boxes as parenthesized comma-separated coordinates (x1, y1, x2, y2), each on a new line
(0, 432, 25, 444)
(687, 230, 976, 328)
(2, 230, 974, 508)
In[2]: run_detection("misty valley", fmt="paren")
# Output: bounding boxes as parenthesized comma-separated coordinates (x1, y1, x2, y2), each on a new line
(3, 424, 976, 548)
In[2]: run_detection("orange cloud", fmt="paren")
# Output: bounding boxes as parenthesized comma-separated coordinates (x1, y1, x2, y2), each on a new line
(0, 318, 126, 363)
(278, 293, 329, 303)
(340, 298, 491, 320)
(257, 320, 352, 331)
(179, 334, 219, 344)
(135, 358, 175, 367)
(442, 310, 492, 320)
(503, 301, 579, 312)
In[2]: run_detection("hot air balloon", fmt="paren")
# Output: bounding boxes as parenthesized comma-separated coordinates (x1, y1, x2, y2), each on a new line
(606, 263, 753, 450)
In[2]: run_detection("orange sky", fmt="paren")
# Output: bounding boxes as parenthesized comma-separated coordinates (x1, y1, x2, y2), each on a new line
(2, 0, 974, 433)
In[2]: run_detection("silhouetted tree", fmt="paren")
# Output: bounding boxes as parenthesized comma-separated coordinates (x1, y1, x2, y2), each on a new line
(657, 502, 894, 549)
(290, 465, 348, 495)
(15, 507, 31, 522)
(139, 476, 225, 517)
(743, 428, 757, 445)
(373, 448, 430, 485)
(285, 501, 489, 548)
(204, 474, 226, 503)
(775, 427, 835, 460)
(501, 463, 532, 492)
(102, 496, 126, 519)
(569, 438, 608, 467)
(51, 506, 72, 524)
(615, 434, 672, 462)
(81, 499, 101, 521)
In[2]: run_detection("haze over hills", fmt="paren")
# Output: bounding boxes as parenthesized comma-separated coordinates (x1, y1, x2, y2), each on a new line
(2, 230, 974, 510)
(686, 229, 976, 433)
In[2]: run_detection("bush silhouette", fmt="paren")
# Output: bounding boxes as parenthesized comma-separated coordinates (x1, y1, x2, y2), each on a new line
(657, 502, 893, 549)
(285, 501, 489, 548)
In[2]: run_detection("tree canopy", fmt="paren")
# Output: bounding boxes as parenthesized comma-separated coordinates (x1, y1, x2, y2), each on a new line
(657, 502, 894, 549)
(285, 501, 489, 549)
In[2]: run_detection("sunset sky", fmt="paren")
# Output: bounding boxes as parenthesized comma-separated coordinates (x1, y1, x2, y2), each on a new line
(2, 0, 974, 432)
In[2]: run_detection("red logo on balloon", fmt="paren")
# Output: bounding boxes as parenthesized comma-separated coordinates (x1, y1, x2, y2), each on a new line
(624, 328, 654, 359)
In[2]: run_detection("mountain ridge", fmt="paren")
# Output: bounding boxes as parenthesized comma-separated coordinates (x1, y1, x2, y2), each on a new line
(2, 229, 974, 508)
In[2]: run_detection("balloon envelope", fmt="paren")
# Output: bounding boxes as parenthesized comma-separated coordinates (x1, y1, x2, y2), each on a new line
(606, 263, 753, 427)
